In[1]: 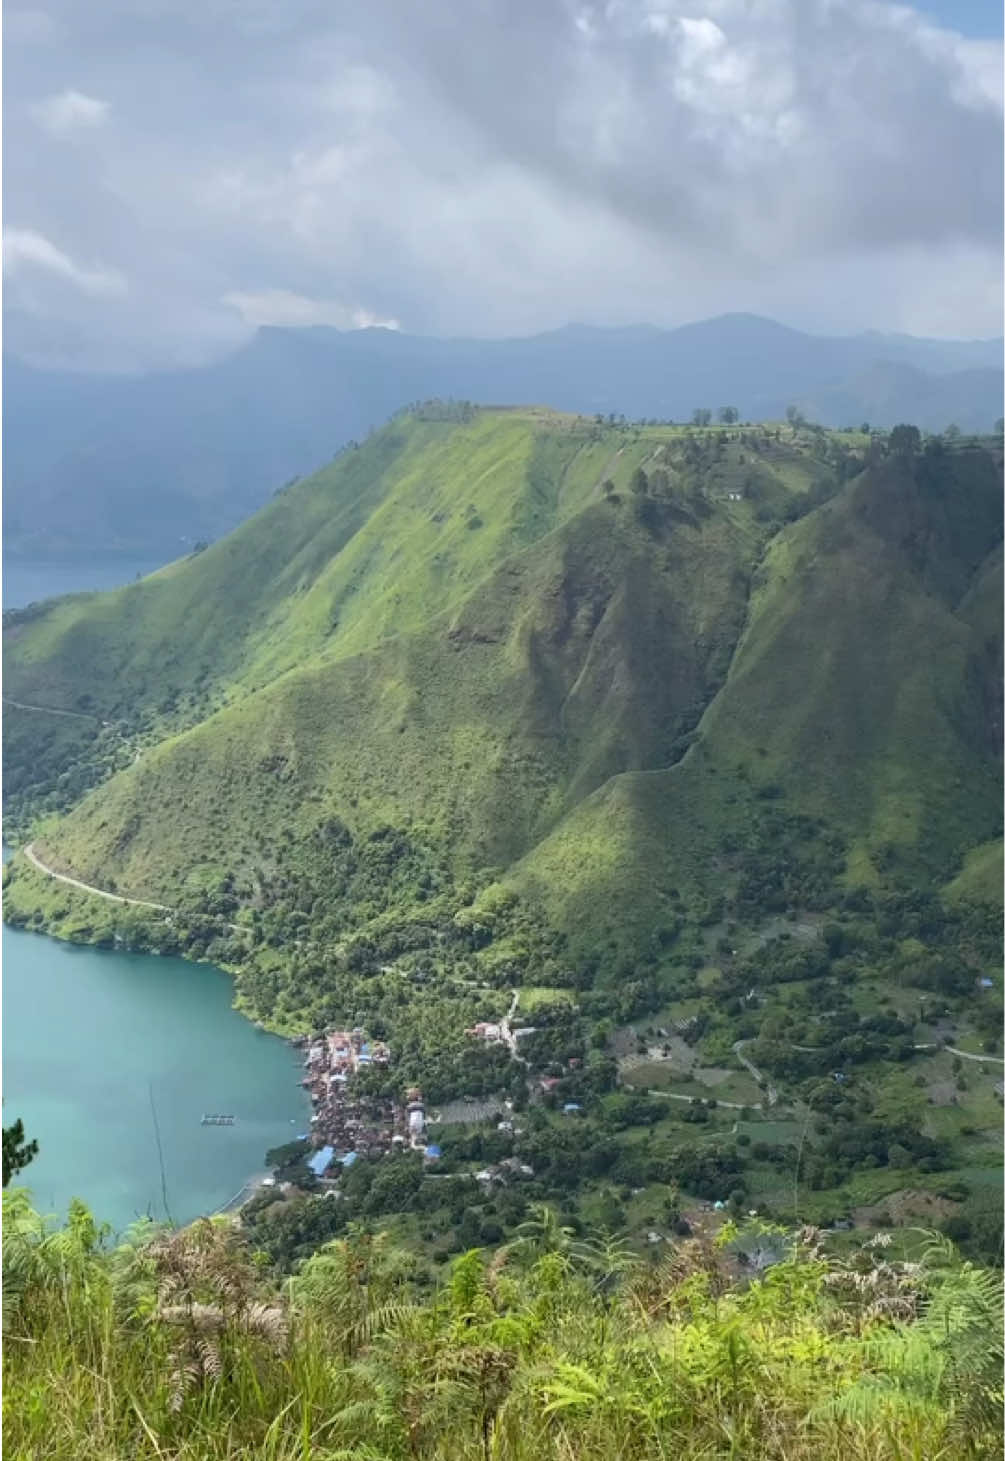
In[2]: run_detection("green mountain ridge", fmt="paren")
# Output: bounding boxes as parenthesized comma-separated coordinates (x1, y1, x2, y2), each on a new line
(4, 410, 1002, 1025)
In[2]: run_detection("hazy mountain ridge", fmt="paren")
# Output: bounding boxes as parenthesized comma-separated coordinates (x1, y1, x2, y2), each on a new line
(5, 313, 1001, 559)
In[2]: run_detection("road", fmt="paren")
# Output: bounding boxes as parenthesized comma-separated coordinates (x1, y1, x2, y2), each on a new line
(732, 1040, 779, 1106)
(21, 842, 245, 935)
(499, 990, 525, 1062)
(23, 842, 169, 911)
(2, 696, 106, 724)
(625, 1085, 767, 1113)
(913, 1041, 1004, 1065)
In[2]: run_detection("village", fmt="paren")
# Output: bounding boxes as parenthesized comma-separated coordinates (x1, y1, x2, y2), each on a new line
(289, 1020, 543, 1191)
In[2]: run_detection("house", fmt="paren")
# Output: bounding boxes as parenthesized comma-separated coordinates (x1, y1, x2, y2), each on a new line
(978, 977, 994, 990)
(539, 1077, 560, 1092)
(424, 1144, 442, 1160)
(307, 1146, 335, 1177)
(500, 1157, 534, 1178)
(562, 1102, 583, 1115)
(467, 1022, 504, 1043)
(338, 1151, 359, 1169)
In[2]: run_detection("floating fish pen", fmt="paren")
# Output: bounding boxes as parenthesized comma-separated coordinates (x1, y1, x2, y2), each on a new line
(201, 1114, 236, 1126)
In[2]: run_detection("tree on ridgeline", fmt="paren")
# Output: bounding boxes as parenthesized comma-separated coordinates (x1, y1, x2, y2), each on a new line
(718, 406, 739, 424)
(691, 408, 712, 426)
(889, 424, 921, 459)
(3, 1118, 38, 1187)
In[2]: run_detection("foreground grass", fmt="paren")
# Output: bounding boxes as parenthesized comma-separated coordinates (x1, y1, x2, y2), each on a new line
(4, 1190, 1002, 1460)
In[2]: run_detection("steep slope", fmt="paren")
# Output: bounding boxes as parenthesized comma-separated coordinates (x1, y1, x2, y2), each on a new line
(8, 463, 759, 892)
(4, 415, 1000, 1033)
(512, 446, 1003, 959)
(6, 314, 1001, 559)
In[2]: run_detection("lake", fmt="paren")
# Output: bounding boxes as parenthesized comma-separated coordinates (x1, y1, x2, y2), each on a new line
(2, 922, 311, 1232)
(2, 554, 310, 1231)
(3, 554, 170, 611)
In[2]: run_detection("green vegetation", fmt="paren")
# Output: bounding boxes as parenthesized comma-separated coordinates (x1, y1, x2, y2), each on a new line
(3, 408, 1001, 1268)
(3, 1117, 38, 1187)
(5, 1187, 1002, 1460)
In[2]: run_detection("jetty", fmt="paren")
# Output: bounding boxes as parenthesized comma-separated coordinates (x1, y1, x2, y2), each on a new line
(201, 1114, 236, 1126)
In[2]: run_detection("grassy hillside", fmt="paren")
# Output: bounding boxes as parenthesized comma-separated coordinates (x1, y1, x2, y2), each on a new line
(4, 415, 999, 967)
(4, 408, 1002, 1266)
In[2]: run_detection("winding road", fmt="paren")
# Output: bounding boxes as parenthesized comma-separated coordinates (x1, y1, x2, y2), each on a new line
(23, 843, 170, 911)
(21, 843, 246, 936)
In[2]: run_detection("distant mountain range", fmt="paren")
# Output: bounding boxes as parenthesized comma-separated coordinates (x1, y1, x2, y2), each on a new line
(4, 312, 1002, 558)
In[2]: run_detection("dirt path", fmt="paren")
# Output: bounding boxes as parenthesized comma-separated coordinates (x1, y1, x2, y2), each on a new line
(23, 842, 170, 911)
(914, 1042, 1005, 1065)
(732, 1040, 778, 1106)
(3, 697, 105, 724)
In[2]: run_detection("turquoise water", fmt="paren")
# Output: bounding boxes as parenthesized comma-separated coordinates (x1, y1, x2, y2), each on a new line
(2, 923, 310, 1231)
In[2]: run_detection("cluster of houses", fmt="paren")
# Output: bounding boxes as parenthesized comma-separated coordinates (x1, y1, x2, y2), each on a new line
(298, 1028, 398, 1177)
(296, 1029, 446, 1181)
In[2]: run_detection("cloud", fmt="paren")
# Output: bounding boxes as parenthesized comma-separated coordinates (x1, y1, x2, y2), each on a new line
(32, 87, 110, 135)
(223, 289, 400, 330)
(3, 228, 127, 295)
(4, 9, 61, 45)
(2, 0, 1001, 369)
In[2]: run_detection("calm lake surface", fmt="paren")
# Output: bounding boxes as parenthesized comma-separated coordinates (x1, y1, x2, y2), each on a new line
(3, 556, 310, 1229)
(3, 554, 169, 611)
(3, 923, 311, 1231)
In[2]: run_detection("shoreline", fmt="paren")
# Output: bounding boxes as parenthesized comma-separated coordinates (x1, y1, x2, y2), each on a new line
(3, 895, 312, 1230)
(3, 843, 312, 1044)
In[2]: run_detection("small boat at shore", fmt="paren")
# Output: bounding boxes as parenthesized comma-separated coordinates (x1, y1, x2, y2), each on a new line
(201, 1114, 236, 1126)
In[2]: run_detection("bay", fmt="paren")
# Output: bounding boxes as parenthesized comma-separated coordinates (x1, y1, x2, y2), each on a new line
(2, 922, 311, 1232)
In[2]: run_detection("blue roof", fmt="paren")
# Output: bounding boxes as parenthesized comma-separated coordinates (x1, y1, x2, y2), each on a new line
(425, 1144, 442, 1158)
(307, 1145, 335, 1176)
(563, 1103, 582, 1112)
(339, 1151, 359, 1167)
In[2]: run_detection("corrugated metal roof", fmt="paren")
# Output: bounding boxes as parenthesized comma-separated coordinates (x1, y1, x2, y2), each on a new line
(307, 1145, 335, 1175)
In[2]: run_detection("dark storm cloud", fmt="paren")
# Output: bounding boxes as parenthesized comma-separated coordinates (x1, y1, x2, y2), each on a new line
(3, 0, 1001, 369)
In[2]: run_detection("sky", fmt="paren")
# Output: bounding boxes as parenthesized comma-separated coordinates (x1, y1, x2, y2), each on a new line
(3, 0, 1003, 372)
